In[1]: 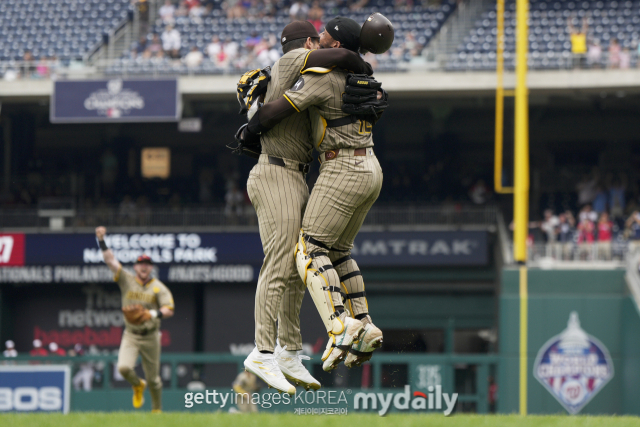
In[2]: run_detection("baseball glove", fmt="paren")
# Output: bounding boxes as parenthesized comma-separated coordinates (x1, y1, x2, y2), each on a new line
(341, 74, 388, 125)
(122, 304, 152, 325)
(227, 123, 261, 159)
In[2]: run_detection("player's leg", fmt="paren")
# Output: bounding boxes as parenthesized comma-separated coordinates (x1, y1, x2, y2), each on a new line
(247, 163, 308, 354)
(116, 331, 146, 408)
(275, 268, 321, 390)
(138, 332, 162, 411)
(296, 157, 382, 370)
(328, 155, 384, 368)
(244, 160, 306, 394)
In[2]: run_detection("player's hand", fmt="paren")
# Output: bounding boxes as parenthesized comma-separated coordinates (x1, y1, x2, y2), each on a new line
(95, 226, 107, 240)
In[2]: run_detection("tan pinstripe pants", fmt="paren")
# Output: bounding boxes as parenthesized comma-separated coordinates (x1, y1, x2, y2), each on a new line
(247, 154, 309, 352)
(302, 149, 383, 253)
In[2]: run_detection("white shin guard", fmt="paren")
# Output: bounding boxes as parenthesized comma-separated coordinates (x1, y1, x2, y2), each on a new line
(295, 232, 344, 335)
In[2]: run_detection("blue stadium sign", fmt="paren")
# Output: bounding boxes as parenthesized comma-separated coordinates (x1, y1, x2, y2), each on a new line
(51, 79, 179, 123)
(0, 365, 71, 413)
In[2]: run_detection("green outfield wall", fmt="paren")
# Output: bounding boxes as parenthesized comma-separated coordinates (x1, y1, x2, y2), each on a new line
(498, 268, 640, 415)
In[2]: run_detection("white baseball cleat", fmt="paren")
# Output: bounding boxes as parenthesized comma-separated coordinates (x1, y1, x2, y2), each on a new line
(345, 322, 383, 368)
(322, 317, 364, 372)
(275, 343, 321, 390)
(243, 347, 296, 395)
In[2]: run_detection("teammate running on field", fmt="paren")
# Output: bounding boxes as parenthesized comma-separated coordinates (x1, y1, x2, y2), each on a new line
(96, 226, 175, 412)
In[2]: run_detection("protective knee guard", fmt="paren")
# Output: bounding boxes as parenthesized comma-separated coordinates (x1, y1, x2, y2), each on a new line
(332, 253, 369, 318)
(295, 230, 344, 335)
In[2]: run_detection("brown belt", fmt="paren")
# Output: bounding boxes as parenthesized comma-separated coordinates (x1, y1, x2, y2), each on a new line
(323, 148, 367, 162)
(128, 328, 157, 336)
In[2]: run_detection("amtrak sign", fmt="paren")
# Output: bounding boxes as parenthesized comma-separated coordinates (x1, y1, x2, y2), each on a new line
(534, 312, 614, 414)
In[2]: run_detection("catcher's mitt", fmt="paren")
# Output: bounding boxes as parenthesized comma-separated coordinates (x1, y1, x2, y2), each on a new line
(341, 74, 388, 125)
(237, 67, 271, 117)
(122, 304, 152, 325)
(227, 123, 261, 159)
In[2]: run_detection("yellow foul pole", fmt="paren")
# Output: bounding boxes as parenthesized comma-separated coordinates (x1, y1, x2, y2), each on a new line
(514, 0, 530, 416)
(494, 0, 513, 194)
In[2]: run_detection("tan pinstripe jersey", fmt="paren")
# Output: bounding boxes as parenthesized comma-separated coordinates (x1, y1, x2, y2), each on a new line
(284, 68, 374, 152)
(260, 48, 315, 163)
(114, 267, 174, 332)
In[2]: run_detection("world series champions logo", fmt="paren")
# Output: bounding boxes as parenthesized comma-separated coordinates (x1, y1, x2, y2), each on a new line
(533, 311, 614, 414)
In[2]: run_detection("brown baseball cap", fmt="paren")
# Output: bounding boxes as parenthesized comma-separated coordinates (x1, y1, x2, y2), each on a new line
(280, 20, 319, 46)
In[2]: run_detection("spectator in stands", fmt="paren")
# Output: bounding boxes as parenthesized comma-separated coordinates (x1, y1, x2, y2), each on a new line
(206, 36, 222, 59)
(350, 0, 371, 11)
(255, 38, 280, 68)
(539, 208, 560, 246)
(620, 48, 631, 70)
(30, 339, 48, 357)
(587, 39, 602, 69)
(577, 173, 598, 207)
(149, 34, 163, 55)
(579, 204, 598, 223)
(556, 211, 576, 260)
(135, 36, 149, 56)
(289, 1, 309, 21)
(225, 0, 247, 19)
(72, 344, 95, 391)
(568, 16, 587, 69)
(22, 50, 36, 78)
(159, 0, 176, 24)
(133, 0, 150, 39)
(608, 38, 621, 69)
(185, 46, 204, 68)
(3, 340, 17, 357)
(162, 24, 182, 59)
(597, 212, 614, 260)
(593, 185, 608, 214)
(225, 182, 244, 217)
(223, 37, 239, 63)
(609, 176, 626, 220)
(175, 1, 189, 18)
(245, 31, 262, 49)
(49, 342, 66, 356)
(577, 215, 596, 259)
(469, 179, 489, 204)
(308, 1, 324, 31)
(625, 211, 640, 254)
(189, 1, 206, 23)
(35, 58, 50, 79)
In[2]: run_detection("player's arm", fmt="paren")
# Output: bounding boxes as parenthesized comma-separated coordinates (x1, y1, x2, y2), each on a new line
(240, 73, 332, 139)
(95, 226, 122, 274)
(302, 49, 373, 75)
(154, 286, 175, 319)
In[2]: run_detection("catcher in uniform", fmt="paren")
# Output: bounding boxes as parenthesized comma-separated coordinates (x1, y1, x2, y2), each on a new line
(95, 226, 174, 412)
(236, 15, 393, 372)
(232, 21, 374, 394)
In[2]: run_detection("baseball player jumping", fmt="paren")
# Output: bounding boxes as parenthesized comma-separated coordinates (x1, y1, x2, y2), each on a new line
(96, 226, 175, 412)
(236, 15, 393, 371)
(232, 21, 374, 394)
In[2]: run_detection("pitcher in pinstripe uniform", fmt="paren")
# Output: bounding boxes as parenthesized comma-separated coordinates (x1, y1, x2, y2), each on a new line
(237, 20, 375, 394)
(239, 17, 387, 373)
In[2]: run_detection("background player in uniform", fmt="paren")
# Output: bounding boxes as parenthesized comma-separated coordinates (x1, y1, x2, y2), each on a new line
(237, 15, 392, 372)
(232, 370, 261, 413)
(95, 226, 174, 412)
(235, 21, 373, 394)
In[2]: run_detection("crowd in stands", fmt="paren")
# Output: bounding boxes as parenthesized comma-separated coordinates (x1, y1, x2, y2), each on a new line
(526, 171, 640, 261)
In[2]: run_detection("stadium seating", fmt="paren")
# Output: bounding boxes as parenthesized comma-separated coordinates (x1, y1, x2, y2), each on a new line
(0, 0, 131, 62)
(448, 0, 640, 71)
(107, 1, 456, 76)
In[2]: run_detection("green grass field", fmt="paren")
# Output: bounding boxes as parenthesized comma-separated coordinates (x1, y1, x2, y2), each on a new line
(2, 413, 639, 427)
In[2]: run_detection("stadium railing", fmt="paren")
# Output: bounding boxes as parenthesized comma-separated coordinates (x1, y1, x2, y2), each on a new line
(1, 352, 499, 413)
(0, 205, 499, 230)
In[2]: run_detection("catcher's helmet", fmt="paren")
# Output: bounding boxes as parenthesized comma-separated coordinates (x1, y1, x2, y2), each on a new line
(359, 13, 395, 54)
